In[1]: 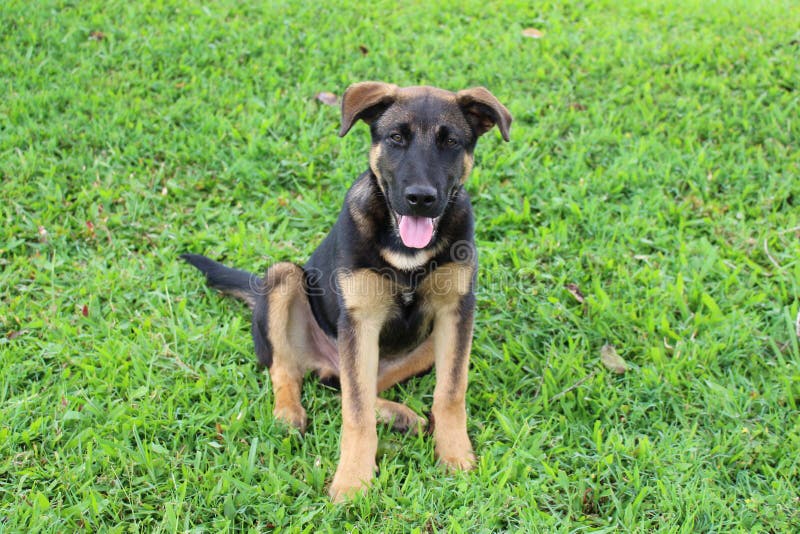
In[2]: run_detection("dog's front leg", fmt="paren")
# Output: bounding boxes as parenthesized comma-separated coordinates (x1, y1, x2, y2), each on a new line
(329, 270, 392, 502)
(427, 263, 477, 471)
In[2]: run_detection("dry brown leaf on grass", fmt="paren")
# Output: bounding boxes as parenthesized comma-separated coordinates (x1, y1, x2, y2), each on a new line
(315, 92, 339, 106)
(522, 28, 544, 39)
(565, 283, 585, 303)
(600, 344, 627, 374)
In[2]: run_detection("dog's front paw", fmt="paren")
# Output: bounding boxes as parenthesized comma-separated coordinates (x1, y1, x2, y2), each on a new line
(273, 404, 307, 433)
(437, 449, 476, 472)
(434, 430, 475, 472)
(328, 466, 374, 503)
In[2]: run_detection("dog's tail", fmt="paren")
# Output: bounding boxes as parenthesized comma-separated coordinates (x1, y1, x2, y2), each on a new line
(180, 254, 261, 309)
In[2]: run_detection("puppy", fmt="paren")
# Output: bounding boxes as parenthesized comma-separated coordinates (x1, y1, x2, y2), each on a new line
(182, 82, 511, 501)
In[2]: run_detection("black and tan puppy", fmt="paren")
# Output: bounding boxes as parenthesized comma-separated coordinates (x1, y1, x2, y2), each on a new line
(181, 82, 511, 501)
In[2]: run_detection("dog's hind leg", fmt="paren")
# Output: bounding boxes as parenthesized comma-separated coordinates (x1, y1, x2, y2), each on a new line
(252, 262, 330, 433)
(374, 339, 435, 434)
(377, 338, 435, 393)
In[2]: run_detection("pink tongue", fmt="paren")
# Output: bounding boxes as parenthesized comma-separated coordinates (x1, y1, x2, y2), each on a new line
(398, 216, 434, 248)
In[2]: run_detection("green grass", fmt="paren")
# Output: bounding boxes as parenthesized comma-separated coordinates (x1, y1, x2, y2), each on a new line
(2, 0, 799, 531)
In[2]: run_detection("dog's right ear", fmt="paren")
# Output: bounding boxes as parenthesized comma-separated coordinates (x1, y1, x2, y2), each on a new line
(456, 87, 512, 142)
(339, 82, 398, 137)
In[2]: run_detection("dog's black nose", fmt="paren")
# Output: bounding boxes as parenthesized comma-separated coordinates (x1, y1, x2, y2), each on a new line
(405, 185, 437, 208)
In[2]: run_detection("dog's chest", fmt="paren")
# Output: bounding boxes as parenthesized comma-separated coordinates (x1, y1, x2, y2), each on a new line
(377, 286, 435, 358)
(393, 285, 433, 326)
(400, 287, 415, 306)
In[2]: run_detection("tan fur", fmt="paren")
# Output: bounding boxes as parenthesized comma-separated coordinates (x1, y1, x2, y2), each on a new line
(376, 398, 426, 433)
(330, 269, 397, 502)
(420, 262, 476, 469)
(262, 263, 310, 431)
(330, 419, 377, 502)
(420, 262, 474, 307)
(431, 320, 475, 470)
(461, 153, 474, 184)
(338, 269, 396, 321)
(261, 263, 343, 432)
(377, 337, 436, 392)
(369, 144, 383, 182)
(269, 362, 306, 431)
(379, 241, 447, 271)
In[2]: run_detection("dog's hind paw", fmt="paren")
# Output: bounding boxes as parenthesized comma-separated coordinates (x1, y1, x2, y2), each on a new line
(376, 398, 427, 434)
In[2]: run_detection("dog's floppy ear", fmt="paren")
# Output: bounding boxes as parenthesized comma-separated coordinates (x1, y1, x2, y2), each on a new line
(339, 81, 398, 137)
(456, 87, 512, 142)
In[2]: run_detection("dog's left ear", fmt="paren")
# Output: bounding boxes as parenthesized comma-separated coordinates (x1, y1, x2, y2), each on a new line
(339, 81, 398, 137)
(456, 87, 512, 142)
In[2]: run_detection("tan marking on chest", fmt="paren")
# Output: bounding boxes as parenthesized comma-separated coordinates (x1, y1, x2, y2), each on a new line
(379, 237, 449, 271)
(380, 248, 434, 271)
(419, 262, 474, 309)
(338, 268, 398, 323)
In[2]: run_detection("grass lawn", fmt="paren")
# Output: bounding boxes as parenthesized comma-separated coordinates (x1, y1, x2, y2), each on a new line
(2, 0, 799, 531)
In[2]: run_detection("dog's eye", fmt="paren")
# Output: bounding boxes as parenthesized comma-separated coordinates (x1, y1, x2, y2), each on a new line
(389, 133, 404, 144)
(446, 137, 458, 147)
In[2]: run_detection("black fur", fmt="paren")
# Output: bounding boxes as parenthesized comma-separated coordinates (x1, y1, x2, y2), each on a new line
(179, 254, 260, 308)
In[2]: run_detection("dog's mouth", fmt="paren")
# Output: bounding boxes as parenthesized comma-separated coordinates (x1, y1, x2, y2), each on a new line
(392, 212, 440, 249)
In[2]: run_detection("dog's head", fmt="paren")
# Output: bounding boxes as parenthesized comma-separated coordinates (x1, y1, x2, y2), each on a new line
(339, 82, 512, 249)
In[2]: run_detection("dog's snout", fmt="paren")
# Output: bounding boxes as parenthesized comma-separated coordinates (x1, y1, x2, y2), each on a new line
(405, 185, 437, 207)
